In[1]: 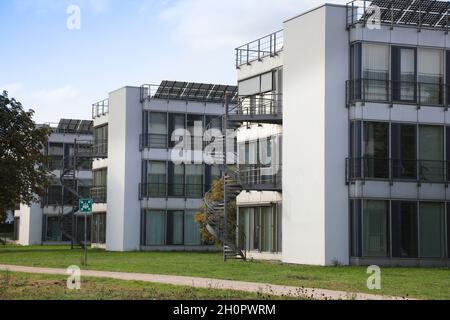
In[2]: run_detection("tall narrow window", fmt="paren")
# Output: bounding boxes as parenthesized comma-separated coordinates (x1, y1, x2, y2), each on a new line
(145, 210, 165, 246)
(260, 206, 276, 252)
(419, 203, 443, 258)
(168, 113, 185, 148)
(185, 164, 203, 198)
(146, 161, 166, 197)
(392, 123, 416, 180)
(238, 207, 251, 251)
(148, 112, 167, 149)
(392, 47, 416, 102)
(167, 211, 184, 245)
(350, 199, 362, 257)
(391, 201, 418, 258)
(350, 43, 362, 100)
(350, 121, 362, 179)
(363, 43, 389, 101)
(363, 122, 389, 179)
(187, 114, 204, 151)
(184, 211, 201, 245)
(419, 125, 444, 182)
(418, 49, 443, 105)
(362, 200, 389, 257)
(168, 163, 184, 197)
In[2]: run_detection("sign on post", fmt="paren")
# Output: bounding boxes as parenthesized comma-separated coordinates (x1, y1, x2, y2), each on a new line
(79, 199, 92, 267)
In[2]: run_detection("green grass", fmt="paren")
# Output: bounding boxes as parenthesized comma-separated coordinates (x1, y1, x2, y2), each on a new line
(0, 245, 448, 300)
(0, 271, 282, 300)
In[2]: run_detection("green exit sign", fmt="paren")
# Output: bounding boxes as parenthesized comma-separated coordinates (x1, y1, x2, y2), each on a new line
(79, 199, 93, 213)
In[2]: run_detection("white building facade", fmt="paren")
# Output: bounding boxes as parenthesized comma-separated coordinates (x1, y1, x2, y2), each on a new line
(235, 0, 450, 266)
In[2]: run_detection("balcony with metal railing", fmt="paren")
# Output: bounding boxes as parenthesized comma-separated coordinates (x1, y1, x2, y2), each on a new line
(92, 99, 109, 119)
(235, 30, 283, 68)
(139, 183, 205, 199)
(228, 93, 283, 123)
(346, 157, 450, 184)
(238, 164, 282, 191)
(346, 79, 449, 108)
(91, 186, 107, 204)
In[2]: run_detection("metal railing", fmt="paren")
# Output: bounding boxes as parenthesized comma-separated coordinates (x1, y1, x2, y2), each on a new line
(92, 99, 109, 119)
(238, 164, 282, 189)
(347, 79, 448, 107)
(346, 157, 449, 184)
(236, 94, 283, 116)
(346, 0, 450, 31)
(92, 140, 108, 157)
(139, 183, 204, 199)
(235, 30, 283, 68)
(91, 187, 107, 204)
(140, 134, 168, 150)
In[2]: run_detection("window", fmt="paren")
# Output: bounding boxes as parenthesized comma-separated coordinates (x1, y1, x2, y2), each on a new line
(146, 161, 166, 197)
(362, 200, 389, 257)
(168, 163, 185, 197)
(350, 200, 362, 257)
(145, 210, 165, 245)
(392, 123, 416, 180)
(260, 207, 275, 252)
(419, 203, 444, 258)
(419, 125, 444, 182)
(75, 215, 91, 244)
(45, 216, 62, 242)
(91, 212, 106, 244)
(205, 165, 221, 192)
(363, 43, 389, 100)
(94, 125, 108, 155)
(391, 201, 418, 258)
(47, 143, 63, 170)
(363, 122, 389, 179)
(418, 48, 443, 105)
(148, 112, 167, 149)
(167, 211, 184, 245)
(184, 211, 201, 245)
(185, 164, 203, 198)
(187, 114, 204, 151)
(168, 114, 185, 148)
(392, 47, 416, 101)
(46, 185, 62, 206)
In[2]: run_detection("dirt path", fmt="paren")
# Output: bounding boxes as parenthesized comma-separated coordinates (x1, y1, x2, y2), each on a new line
(0, 264, 412, 300)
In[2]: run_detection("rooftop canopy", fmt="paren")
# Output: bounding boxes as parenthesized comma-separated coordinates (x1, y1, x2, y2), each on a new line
(347, 0, 450, 29)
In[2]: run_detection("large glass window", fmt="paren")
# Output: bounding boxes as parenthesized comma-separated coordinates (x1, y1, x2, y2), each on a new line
(168, 163, 185, 197)
(419, 125, 444, 182)
(94, 125, 108, 155)
(47, 143, 64, 170)
(419, 203, 444, 258)
(392, 47, 416, 101)
(392, 123, 416, 180)
(185, 164, 203, 198)
(391, 201, 418, 258)
(45, 216, 62, 242)
(184, 211, 201, 245)
(145, 210, 165, 245)
(260, 206, 275, 252)
(187, 114, 204, 151)
(362, 200, 389, 257)
(146, 161, 166, 197)
(169, 113, 185, 148)
(418, 49, 443, 105)
(167, 211, 184, 245)
(91, 212, 106, 244)
(148, 112, 167, 149)
(363, 122, 389, 179)
(363, 43, 389, 100)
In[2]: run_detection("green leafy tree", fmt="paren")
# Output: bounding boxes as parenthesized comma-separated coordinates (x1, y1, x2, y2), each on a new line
(0, 91, 51, 224)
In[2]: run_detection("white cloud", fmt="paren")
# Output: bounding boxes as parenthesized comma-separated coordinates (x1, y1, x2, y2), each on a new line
(159, 0, 348, 52)
(0, 83, 24, 97)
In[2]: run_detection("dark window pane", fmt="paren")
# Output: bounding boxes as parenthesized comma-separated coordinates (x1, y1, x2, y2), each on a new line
(391, 201, 418, 258)
(167, 211, 183, 245)
(363, 122, 389, 179)
(392, 123, 417, 180)
(350, 199, 362, 257)
(362, 200, 389, 257)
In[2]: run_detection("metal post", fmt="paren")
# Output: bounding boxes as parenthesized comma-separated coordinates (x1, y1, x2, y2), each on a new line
(223, 94, 228, 262)
(84, 212, 87, 266)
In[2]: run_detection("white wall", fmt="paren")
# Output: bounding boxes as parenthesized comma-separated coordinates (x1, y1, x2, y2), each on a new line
(18, 203, 42, 245)
(283, 4, 349, 266)
(106, 87, 142, 251)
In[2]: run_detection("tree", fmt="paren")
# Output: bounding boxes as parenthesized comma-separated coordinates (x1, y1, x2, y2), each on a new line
(0, 91, 51, 224)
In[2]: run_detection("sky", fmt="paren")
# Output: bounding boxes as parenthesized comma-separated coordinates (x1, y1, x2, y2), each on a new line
(0, 0, 348, 124)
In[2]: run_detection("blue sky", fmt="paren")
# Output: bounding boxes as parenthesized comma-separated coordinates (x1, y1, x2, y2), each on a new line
(0, 0, 347, 123)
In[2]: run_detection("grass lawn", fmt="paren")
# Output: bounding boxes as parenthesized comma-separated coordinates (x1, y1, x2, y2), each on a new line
(0, 245, 448, 300)
(0, 271, 282, 300)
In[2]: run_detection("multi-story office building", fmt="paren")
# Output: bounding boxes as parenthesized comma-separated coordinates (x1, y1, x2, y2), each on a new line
(14, 119, 93, 245)
(233, 0, 450, 266)
(91, 81, 237, 252)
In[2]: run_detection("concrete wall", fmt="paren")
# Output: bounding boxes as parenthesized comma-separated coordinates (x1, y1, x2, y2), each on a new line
(283, 4, 349, 266)
(106, 87, 142, 251)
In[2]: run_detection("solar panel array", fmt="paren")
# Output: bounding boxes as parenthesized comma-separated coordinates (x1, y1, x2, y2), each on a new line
(57, 119, 93, 134)
(355, 0, 450, 28)
(151, 81, 238, 104)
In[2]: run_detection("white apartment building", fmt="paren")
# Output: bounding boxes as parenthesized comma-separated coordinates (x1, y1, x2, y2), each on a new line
(14, 119, 93, 246)
(233, 0, 450, 266)
(91, 81, 237, 252)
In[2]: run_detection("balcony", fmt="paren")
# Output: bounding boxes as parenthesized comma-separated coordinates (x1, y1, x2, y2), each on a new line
(346, 79, 449, 108)
(92, 99, 109, 119)
(235, 30, 283, 68)
(238, 165, 282, 191)
(91, 187, 107, 204)
(139, 183, 204, 199)
(346, 158, 449, 184)
(346, 0, 450, 31)
(228, 94, 283, 124)
(92, 140, 108, 158)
